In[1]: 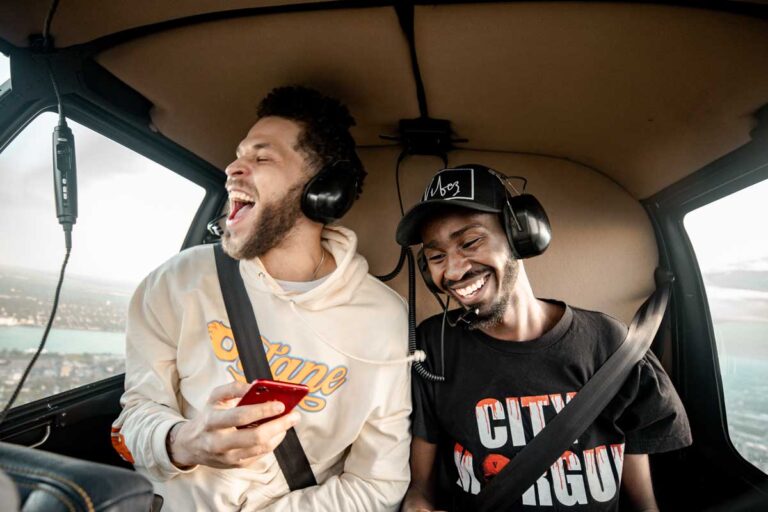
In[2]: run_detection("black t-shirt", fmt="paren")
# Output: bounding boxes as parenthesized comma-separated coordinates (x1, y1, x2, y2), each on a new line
(412, 302, 692, 511)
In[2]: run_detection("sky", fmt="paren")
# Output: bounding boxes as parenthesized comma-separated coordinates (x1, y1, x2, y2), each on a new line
(0, 111, 206, 285)
(0, 52, 206, 287)
(684, 176, 768, 274)
(0, 54, 9, 84)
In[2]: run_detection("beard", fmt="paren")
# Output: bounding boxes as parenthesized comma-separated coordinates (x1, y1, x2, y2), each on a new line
(466, 258, 519, 331)
(221, 181, 304, 260)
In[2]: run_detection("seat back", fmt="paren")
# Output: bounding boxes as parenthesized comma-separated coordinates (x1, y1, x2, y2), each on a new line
(0, 441, 154, 512)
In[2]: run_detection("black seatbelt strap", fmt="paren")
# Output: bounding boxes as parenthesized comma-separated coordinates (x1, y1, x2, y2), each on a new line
(213, 243, 317, 491)
(477, 271, 673, 512)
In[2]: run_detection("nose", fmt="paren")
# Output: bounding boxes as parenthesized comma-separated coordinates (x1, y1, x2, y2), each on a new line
(225, 157, 248, 178)
(444, 252, 472, 283)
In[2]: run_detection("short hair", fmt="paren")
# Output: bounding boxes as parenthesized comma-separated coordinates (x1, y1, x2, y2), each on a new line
(256, 86, 366, 195)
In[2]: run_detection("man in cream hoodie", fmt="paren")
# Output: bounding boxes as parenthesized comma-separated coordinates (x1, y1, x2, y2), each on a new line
(112, 86, 411, 510)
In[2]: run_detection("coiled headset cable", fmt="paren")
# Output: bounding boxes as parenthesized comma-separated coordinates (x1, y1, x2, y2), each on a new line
(408, 248, 447, 381)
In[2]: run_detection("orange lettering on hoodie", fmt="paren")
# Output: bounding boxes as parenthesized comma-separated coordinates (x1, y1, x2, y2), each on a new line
(208, 320, 348, 412)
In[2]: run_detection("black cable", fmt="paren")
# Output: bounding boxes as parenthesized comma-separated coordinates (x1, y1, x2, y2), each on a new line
(439, 297, 448, 378)
(394, 1, 429, 118)
(0, 0, 77, 427)
(43, 0, 65, 124)
(375, 247, 407, 282)
(375, 150, 409, 282)
(42, 0, 60, 50)
(395, 150, 408, 217)
(47, 63, 65, 124)
(0, 247, 71, 427)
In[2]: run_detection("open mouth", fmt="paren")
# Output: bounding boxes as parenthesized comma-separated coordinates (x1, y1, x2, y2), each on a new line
(450, 273, 490, 300)
(227, 190, 256, 222)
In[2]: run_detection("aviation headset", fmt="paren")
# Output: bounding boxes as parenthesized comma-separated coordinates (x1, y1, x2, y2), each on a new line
(398, 164, 552, 295)
(301, 159, 363, 225)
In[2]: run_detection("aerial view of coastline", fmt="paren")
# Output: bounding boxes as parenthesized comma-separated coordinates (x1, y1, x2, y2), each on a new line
(0, 266, 130, 406)
(0, 262, 766, 472)
(703, 267, 768, 473)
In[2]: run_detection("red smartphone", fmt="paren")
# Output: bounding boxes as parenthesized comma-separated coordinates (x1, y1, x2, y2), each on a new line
(236, 379, 309, 428)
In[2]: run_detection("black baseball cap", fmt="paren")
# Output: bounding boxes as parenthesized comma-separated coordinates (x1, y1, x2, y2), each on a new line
(396, 164, 508, 246)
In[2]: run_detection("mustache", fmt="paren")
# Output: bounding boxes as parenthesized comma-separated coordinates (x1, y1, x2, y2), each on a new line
(442, 266, 492, 290)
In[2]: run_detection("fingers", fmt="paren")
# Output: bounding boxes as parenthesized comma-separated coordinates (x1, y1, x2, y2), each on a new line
(229, 430, 288, 464)
(212, 411, 301, 465)
(248, 410, 301, 441)
(207, 381, 251, 405)
(208, 400, 286, 430)
(234, 409, 300, 444)
(233, 411, 301, 461)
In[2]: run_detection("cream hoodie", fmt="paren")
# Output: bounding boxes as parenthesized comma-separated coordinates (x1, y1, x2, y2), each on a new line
(112, 226, 412, 511)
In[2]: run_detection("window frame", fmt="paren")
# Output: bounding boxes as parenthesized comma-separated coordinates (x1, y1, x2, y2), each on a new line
(645, 124, 768, 484)
(62, 97, 226, 248)
(0, 86, 226, 421)
(1, 100, 226, 251)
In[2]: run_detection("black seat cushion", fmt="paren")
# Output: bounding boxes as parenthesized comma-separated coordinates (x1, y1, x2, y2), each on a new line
(0, 441, 154, 512)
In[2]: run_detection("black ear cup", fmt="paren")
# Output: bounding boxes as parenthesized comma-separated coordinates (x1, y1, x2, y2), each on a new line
(301, 161, 360, 224)
(417, 248, 443, 295)
(503, 193, 552, 259)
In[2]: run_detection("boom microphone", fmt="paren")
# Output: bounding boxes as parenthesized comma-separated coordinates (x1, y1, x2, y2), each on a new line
(447, 307, 480, 327)
(207, 213, 227, 238)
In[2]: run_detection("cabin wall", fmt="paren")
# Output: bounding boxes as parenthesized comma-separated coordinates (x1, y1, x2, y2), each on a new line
(347, 147, 657, 324)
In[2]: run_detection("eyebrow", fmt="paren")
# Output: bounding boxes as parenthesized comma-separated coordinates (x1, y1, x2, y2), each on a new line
(423, 223, 485, 249)
(236, 142, 272, 157)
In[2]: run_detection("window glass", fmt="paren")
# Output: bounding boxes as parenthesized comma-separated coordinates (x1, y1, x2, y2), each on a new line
(0, 52, 10, 90)
(684, 178, 768, 474)
(0, 113, 205, 407)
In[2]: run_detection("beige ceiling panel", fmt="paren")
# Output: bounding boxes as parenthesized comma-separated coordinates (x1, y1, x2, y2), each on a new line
(0, 0, 50, 47)
(97, 7, 419, 170)
(0, 0, 326, 47)
(415, 3, 768, 198)
(347, 148, 655, 325)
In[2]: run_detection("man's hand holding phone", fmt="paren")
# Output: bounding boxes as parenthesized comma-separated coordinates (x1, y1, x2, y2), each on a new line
(167, 380, 306, 469)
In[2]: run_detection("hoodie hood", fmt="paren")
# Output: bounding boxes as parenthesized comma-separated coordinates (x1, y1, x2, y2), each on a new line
(240, 225, 370, 311)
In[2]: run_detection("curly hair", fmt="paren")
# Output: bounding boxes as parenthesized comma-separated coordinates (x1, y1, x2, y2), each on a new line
(256, 86, 366, 195)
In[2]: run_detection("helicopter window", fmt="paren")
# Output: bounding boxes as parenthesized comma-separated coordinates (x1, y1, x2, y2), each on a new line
(0, 52, 9, 95)
(684, 178, 768, 475)
(0, 112, 205, 408)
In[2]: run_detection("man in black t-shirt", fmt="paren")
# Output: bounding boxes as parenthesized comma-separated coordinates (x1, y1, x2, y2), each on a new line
(395, 164, 691, 511)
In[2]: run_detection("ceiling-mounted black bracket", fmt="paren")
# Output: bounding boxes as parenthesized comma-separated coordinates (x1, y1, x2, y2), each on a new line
(28, 33, 53, 53)
(380, 117, 468, 161)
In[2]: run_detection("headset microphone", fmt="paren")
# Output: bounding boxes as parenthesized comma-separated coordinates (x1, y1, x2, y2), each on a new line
(207, 213, 227, 238)
(447, 307, 480, 328)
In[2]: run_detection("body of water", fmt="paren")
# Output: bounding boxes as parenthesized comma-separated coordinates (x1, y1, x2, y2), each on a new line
(0, 326, 125, 355)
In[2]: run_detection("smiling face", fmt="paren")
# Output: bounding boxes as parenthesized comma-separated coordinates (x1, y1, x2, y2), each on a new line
(222, 116, 313, 259)
(421, 209, 520, 329)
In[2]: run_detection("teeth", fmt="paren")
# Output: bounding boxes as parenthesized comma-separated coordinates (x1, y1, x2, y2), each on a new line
(454, 275, 487, 298)
(228, 190, 254, 203)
